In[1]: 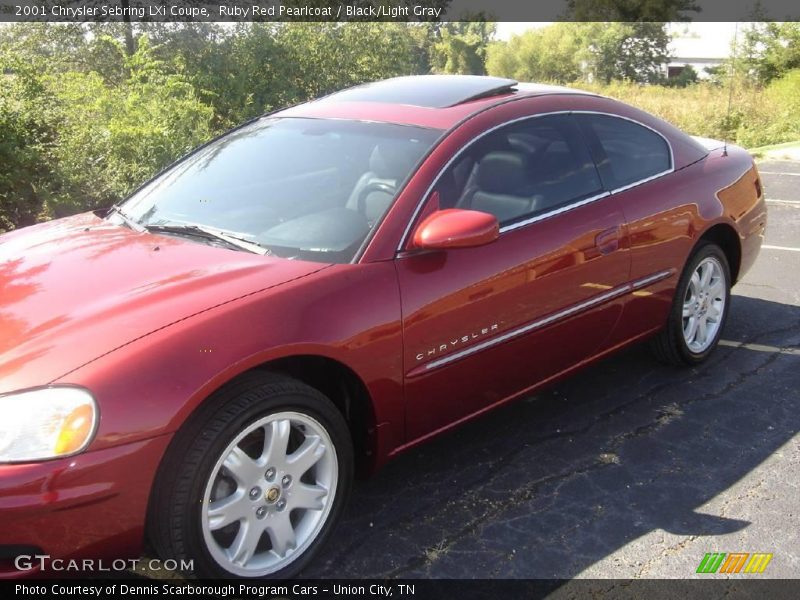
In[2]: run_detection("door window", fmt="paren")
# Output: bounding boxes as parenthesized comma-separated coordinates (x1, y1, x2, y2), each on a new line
(435, 115, 603, 227)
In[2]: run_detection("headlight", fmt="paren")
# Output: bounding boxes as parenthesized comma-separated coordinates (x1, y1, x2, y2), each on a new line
(0, 387, 98, 462)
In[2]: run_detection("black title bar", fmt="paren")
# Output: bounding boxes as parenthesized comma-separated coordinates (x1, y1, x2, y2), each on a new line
(4, 579, 800, 600)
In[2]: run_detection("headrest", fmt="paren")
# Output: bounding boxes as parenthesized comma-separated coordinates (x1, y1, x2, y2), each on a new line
(369, 143, 418, 180)
(476, 151, 528, 194)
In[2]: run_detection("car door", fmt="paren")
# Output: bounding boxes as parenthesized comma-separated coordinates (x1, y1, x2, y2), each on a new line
(574, 112, 680, 345)
(396, 114, 632, 441)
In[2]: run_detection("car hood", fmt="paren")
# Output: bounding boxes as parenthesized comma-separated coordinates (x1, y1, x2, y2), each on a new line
(0, 212, 329, 392)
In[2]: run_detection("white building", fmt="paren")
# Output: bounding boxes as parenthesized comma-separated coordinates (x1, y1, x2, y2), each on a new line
(666, 25, 735, 80)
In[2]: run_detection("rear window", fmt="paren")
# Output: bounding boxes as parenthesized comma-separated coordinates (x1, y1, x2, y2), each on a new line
(577, 114, 671, 190)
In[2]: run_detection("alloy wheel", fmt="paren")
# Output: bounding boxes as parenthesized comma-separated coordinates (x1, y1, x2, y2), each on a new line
(682, 256, 727, 354)
(201, 411, 337, 577)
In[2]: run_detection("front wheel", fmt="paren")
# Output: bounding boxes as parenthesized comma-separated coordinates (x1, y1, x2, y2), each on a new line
(650, 242, 731, 366)
(148, 373, 353, 579)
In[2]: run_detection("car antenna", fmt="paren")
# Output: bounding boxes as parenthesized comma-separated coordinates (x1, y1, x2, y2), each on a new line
(723, 22, 740, 157)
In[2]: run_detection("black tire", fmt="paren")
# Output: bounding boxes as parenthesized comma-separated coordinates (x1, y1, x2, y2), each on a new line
(650, 242, 731, 366)
(148, 371, 353, 579)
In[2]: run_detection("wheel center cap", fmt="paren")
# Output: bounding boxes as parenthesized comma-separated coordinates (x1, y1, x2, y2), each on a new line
(265, 486, 281, 503)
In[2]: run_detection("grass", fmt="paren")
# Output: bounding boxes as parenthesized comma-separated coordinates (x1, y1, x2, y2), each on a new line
(571, 79, 800, 150)
(748, 140, 800, 159)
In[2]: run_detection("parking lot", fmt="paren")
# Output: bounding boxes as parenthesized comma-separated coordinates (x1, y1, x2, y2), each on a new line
(301, 160, 800, 579)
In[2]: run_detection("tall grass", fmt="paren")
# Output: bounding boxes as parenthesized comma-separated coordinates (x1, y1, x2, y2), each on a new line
(572, 73, 800, 148)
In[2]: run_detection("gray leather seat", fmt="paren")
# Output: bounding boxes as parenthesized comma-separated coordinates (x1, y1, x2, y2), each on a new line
(457, 151, 538, 223)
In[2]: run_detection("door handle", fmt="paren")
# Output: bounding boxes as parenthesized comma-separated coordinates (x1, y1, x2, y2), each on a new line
(595, 226, 620, 255)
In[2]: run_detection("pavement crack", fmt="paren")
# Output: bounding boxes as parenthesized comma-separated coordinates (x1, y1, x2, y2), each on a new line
(634, 534, 699, 578)
(605, 349, 782, 453)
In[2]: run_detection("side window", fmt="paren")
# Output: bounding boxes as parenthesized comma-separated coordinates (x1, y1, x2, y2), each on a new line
(435, 115, 603, 227)
(576, 114, 671, 190)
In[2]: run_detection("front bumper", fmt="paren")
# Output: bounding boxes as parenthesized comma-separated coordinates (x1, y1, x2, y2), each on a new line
(0, 435, 171, 578)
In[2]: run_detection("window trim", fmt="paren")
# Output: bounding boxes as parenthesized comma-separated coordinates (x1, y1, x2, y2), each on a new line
(396, 110, 675, 252)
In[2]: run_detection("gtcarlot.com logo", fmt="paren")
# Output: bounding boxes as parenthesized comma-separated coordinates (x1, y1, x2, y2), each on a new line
(696, 552, 773, 574)
(14, 554, 193, 573)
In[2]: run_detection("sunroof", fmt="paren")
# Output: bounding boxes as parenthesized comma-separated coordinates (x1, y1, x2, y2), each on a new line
(321, 75, 518, 108)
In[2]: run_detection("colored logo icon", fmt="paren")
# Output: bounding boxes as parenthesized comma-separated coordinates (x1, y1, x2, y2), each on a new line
(696, 552, 773, 574)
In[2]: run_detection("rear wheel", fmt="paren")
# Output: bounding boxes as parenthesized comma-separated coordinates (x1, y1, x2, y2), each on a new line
(149, 372, 353, 579)
(650, 242, 731, 366)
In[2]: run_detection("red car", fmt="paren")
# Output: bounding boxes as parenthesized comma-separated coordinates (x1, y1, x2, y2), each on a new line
(0, 75, 765, 579)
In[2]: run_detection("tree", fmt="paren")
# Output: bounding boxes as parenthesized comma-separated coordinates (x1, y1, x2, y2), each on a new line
(565, 0, 698, 21)
(430, 20, 496, 75)
(0, 23, 89, 71)
(134, 22, 435, 127)
(486, 23, 584, 82)
(0, 51, 59, 231)
(48, 35, 214, 213)
(0, 20, 472, 231)
(737, 22, 800, 85)
(486, 22, 670, 85)
(583, 22, 670, 84)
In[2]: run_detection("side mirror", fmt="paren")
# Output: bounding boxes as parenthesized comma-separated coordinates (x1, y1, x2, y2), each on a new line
(412, 209, 500, 250)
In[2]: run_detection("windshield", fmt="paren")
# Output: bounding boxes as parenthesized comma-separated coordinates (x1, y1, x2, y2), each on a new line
(121, 117, 441, 262)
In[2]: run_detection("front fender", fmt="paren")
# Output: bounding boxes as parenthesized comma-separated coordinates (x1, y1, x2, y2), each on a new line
(54, 262, 405, 463)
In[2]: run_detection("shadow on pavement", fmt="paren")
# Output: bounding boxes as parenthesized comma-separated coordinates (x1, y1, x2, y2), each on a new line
(303, 294, 800, 578)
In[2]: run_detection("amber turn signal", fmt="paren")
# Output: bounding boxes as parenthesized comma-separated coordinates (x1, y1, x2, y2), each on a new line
(55, 404, 96, 456)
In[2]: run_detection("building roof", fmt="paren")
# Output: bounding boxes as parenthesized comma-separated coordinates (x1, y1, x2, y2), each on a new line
(669, 36, 731, 61)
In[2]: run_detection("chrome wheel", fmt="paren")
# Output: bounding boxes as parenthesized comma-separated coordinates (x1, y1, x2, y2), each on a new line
(682, 256, 726, 353)
(201, 411, 337, 577)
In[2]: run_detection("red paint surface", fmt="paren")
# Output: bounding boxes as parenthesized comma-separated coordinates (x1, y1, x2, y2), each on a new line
(412, 208, 499, 249)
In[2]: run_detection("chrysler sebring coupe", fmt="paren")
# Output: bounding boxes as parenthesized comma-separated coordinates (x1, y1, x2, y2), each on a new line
(0, 75, 765, 578)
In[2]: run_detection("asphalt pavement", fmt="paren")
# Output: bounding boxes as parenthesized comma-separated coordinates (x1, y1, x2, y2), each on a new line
(301, 160, 800, 580)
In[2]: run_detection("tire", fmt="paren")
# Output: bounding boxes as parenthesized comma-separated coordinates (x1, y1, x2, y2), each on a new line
(650, 242, 731, 366)
(148, 372, 353, 579)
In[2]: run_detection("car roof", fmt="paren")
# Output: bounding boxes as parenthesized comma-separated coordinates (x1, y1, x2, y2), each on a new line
(275, 75, 597, 130)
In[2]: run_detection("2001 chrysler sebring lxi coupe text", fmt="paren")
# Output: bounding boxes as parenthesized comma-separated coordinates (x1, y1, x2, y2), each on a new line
(0, 76, 765, 578)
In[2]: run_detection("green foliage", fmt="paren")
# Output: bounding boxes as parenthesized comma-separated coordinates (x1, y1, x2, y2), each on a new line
(574, 71, 800, 148)
(486, 23, 585, 82)
(141, 22, 432, 128)
(47, 36, 213, 216)
(590, 22, 669, 84)
(145, 23, 280, 127)
(1, 21, 797, 233)
(0, 53, 59, 231)
(664, 64, 699, 87)
(486, 22, 669, 84)
(0, 32, 213, 228)
(738, 22, 800, 85)
(430, 21, 496, 75)
(0, 23, 89, 71)
(0, 22, 439, 231)
(274, 22, 428, 100)
(757, 69, 800, 145)
(565, 0, 699, 21)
